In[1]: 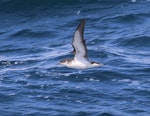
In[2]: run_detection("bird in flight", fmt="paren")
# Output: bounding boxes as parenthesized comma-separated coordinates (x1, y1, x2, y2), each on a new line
(60, 19, 103, 69)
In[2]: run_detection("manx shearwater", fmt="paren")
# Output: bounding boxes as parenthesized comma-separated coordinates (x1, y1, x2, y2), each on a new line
(60, 19, 103, 69)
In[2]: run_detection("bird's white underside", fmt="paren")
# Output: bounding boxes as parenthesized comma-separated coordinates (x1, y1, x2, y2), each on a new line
(73, 30, 87, 59)
(62, 58, 100, 69)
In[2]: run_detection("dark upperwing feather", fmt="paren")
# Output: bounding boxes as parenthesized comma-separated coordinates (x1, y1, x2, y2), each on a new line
(72, 19, 88, 60)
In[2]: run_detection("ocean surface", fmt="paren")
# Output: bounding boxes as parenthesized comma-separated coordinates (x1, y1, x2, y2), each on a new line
(0, 0, 150, 116)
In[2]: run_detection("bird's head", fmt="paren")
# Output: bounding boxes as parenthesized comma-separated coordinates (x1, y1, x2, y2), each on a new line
(59, 59, 68, 66)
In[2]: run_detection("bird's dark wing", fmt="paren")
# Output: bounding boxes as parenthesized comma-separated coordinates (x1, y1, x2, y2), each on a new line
(72, 19, 88, 61)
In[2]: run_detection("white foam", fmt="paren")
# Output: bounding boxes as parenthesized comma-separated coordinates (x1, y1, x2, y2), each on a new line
(77, 10, 81, 15)
(64, 73, 71, 77)
(75, 100, 83, 103)
(44, 96, 49, 99)
(14, 62, 18, 64)
(40, 85, 45, 89)
(119, 79, 131, 82)
(130, 81, 140, 86)
(58, 73, 72, 77)
(89, 78, 100, 82)
(25, 74, 31, 78)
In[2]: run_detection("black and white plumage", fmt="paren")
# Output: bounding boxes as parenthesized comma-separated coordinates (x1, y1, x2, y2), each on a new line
(60, 19, 103, 69)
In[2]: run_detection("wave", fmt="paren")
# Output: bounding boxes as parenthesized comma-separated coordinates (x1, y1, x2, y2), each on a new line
(11, 29, 56, 38)
(103, 13, 150, 23)
(117, 36, 150, 48)
(0, 0, 129, 5)
(0, 0, 130, 12)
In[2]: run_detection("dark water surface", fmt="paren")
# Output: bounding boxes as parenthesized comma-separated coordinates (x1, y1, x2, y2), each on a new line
(0, 0, 150, 116)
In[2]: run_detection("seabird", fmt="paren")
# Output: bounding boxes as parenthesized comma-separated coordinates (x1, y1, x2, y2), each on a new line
(60, 19, 103, 69)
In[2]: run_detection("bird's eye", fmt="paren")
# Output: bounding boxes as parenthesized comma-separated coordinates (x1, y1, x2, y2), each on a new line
(60, 60, 65, 63)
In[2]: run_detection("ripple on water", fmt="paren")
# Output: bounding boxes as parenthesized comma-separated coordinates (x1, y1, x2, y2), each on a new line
(117, 36, 150, 48)
(0, 0, 150, 115)
(11, 29, 57, 39)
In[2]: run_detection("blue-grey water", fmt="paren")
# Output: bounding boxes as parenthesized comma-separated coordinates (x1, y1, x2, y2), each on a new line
(0, 0, 150, 116)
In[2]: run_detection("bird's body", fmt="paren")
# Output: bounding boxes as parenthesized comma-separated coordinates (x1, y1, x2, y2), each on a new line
(60, 19, 103, 69)
(61, 58, 100, 69)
